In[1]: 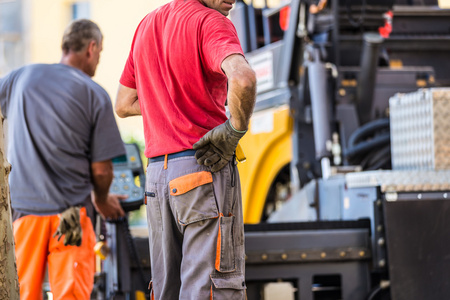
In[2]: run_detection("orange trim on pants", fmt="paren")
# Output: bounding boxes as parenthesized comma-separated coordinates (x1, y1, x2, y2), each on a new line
(13, 207, 96, 300)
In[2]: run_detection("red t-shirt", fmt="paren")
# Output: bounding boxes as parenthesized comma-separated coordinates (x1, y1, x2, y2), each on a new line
(120, 0, 244, 158)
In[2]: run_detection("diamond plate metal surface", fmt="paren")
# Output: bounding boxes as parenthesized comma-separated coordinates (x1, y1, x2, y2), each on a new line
(346, 170, 450, 192)
(389, 88, 450, 170)
(390, 88, 450, 170)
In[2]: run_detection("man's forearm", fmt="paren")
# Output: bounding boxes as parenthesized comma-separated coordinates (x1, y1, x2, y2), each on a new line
(91, 160, 126, 219)
(91, 161, 113, 204)
(118, 100, 141, 117)
(92, 173, 112, 204)
(221, 54, 257, 131)
(227, 74, 256, 131)
(115, 84, 141, 118)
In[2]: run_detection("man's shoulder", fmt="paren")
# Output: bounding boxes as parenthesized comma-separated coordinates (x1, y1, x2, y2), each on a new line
(24, 63, 55, 73)
(81, 75, 107, 93)
(2, 63, 40, 76)
(154, 0, 224, 20)
(1, 63, 49, 85)
(84, 79, 110, 101)
(56, 65, 109, 98)
(46, 64, 111, 102)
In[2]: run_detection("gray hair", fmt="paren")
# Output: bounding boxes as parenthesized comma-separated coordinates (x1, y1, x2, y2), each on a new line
(61, 19, 102, 53)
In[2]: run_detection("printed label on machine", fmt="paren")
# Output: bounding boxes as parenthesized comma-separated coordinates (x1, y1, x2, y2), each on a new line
(248, 51, 274, 93)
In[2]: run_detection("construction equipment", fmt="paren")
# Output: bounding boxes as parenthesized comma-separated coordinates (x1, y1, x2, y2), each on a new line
(230, 0, 450, 299)
(93, 143, 149, 300)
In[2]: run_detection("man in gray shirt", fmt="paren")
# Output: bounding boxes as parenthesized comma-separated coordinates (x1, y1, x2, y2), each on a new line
(0, 19, 126, 300)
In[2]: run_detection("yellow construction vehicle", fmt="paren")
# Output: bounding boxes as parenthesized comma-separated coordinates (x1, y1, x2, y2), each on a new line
(230, 0, 450, 299)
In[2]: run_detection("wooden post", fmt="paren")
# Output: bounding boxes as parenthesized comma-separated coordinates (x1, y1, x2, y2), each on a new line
(0, 109, 19, 299)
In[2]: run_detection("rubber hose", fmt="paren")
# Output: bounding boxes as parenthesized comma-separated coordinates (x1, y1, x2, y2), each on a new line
(345, 132, 390, 158)
(366, 285, 382, 300)
(348, 118, 390, 148)
(366, 145, 391, 169)
(367, 155, 391, 170)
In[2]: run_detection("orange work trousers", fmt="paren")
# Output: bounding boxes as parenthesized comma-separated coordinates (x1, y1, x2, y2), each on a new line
(13, 207, 96, 300)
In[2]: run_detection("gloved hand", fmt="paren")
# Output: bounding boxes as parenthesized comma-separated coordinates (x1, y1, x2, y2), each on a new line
(193, 120, 246, 172)
(53, 206, 83, 246)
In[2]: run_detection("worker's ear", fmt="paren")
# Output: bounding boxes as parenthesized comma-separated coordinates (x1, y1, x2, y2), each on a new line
(86, 40, 97, 58)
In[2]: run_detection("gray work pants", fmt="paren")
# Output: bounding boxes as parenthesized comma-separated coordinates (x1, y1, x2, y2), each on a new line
(145, 155, 246, 300)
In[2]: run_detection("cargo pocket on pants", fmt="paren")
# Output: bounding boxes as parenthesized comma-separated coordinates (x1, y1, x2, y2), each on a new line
(215, 214, 236, 272)
(169, 171, 218, 225)
(210, 274, 246, 300)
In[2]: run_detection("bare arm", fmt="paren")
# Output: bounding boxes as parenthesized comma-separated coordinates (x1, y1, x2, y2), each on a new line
(310, 0, 327, 14)
(221, 54, 257, 131)
(91, 160, 126, 219)
(115, 84, 141, 118)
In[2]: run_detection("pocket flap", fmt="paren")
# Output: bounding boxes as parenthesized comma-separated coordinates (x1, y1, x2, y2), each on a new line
(170, 171, 213, 196)
(210, 274, 246, 290)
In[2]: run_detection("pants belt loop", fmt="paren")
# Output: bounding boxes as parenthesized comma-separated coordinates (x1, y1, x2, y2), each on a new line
(164, 154, 168, 170)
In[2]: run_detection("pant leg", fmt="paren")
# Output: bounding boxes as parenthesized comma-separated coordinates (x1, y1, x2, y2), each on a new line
(168, 157, 246, 300)
(13, 215, 51, 300)
(146, 161, 182, 300)
(47, 207, 96, 300)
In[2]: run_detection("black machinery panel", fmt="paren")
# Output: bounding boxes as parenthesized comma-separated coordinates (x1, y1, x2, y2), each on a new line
(110, 143, 145, 212)
(383, 192, 450, 300)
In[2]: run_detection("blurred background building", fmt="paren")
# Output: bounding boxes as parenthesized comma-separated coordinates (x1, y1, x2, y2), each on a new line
(0, 0, 172, 142)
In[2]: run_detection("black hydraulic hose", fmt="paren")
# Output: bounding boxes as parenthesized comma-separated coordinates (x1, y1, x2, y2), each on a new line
(366, 282, 390, 300)
(118, 218, 149, 294)
(367, 154, 391, 170)
(348, 118, 390, 148)
(366, 285, 382, 300)
(345, 132, 390, 158)
(360, 144, 390, 169)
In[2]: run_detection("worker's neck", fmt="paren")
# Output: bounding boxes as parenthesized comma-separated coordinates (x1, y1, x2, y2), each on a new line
(60, 53, 88, 76)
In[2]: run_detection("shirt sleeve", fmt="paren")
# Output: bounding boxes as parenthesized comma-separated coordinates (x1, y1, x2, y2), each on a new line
(119, 49, 136, 89)
(90, 88, 126, 162)
(120, 17, 148, 89)
(0, 71, 16, 118)
(201, 14, 245, 75)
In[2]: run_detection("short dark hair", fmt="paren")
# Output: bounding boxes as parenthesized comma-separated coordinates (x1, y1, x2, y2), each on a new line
(61, 19, 102, 53)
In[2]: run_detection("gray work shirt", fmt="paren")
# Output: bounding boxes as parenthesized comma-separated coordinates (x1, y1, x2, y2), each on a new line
(0, 63, 125, 215)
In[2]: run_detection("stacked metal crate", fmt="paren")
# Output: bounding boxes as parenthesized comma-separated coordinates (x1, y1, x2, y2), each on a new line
(389, 88, 450, 170)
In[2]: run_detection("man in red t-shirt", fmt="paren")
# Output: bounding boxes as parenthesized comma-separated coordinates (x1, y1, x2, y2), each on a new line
(116, 0, 256, 299)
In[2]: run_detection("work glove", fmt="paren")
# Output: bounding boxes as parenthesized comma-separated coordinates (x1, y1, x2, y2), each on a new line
(53, 206, 83, 247)
(193, 120, 246, 172)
